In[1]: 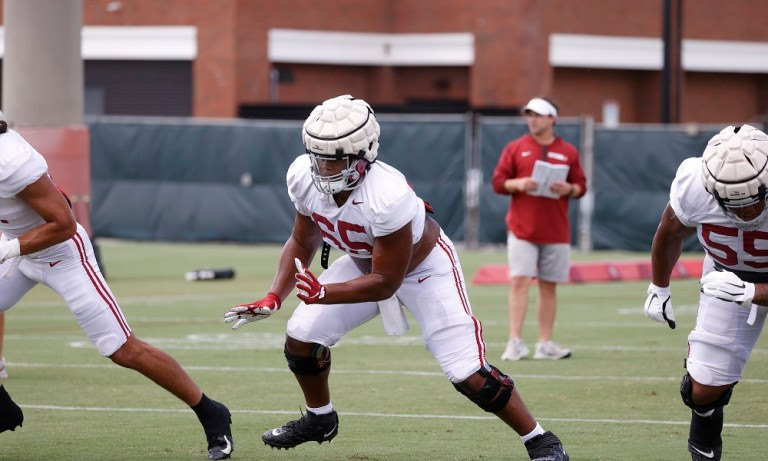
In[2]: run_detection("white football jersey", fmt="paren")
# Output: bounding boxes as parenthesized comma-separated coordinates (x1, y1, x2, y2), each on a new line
(0, 129, 49, 240)
(671, 157, 768, 274)
(287, 154, 425, 258)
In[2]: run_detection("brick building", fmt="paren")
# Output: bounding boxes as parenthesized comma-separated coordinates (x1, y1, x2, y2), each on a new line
(7, 0, 766, 123)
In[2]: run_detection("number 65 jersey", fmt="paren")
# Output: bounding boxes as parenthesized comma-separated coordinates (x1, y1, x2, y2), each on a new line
(671, 157, 768, 278)
(286, 154, 426, 258)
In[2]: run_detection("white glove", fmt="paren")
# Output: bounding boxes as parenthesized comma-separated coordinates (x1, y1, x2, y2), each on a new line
(0, 238, 20, 263)
(700, 270, 755, 307)
(644, 283, 676, 329)
(223, 292, 281, 330)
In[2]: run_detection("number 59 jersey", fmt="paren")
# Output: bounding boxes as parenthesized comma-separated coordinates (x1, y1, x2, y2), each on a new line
(671, 157, 768, 274)
(286, 154, 426, 258)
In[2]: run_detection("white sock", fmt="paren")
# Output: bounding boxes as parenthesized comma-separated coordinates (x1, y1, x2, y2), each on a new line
(520, 422, 545, 443)
(307, 402, 334, 415)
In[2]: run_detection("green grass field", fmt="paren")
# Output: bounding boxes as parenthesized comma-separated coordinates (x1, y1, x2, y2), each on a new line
(1, 241, 766, 460)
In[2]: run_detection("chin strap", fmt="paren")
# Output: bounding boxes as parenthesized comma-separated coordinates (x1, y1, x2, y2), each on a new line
(320, 242, 331, 269)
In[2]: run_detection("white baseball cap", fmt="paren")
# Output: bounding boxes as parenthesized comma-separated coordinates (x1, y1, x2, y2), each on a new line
(521, 98, 558, 117)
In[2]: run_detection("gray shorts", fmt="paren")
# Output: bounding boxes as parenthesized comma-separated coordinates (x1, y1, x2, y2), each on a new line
(507, 232, 571, 283)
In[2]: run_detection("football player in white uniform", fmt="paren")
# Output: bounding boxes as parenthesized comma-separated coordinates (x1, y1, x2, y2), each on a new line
(645, 124, 768, 460)
(225, 95, 569, 460)
(0, 118, 233, 459)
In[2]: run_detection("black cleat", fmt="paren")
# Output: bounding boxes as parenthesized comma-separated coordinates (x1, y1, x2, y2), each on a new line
(688, 440, 721, 461)
(525, 431, 569, 461)
(205, 401, 233, 459)
(262, 409, 338, 449)
(0, 386, 23, 434)
(207, 434, 233, 460)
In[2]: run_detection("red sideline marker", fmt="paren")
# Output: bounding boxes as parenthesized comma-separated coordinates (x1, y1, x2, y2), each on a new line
(471, 258, 704, 285)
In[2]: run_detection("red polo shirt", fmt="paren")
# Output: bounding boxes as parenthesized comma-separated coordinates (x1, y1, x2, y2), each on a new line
(491, 134, 587, 244)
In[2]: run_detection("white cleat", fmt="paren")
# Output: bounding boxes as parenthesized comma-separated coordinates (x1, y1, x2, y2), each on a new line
(501, 338, 530, 361)
(534, 340, 572, 360)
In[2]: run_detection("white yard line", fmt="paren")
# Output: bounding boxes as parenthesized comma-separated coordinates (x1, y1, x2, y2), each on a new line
(17, 404, 768, 429)
(7, 361, 768, 384)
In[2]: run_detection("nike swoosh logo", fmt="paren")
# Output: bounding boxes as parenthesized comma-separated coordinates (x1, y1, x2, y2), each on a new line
(49, 260, 62, 267)
(691, 446, 714, 458)
(418, 276, 431, 283)
(521, 151, 532, 157)
(352, 199, 364, 205)
(323, 424, 337, 438)
(220, 436, 233, 455)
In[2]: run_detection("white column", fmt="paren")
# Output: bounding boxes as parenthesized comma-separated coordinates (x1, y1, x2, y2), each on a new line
(3, 0, 83, 125)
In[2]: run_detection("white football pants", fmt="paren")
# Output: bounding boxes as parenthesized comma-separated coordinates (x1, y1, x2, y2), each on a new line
(287, 230, 487, 383)
(0, 224, 130, 356)
(687, 289, 767, 386)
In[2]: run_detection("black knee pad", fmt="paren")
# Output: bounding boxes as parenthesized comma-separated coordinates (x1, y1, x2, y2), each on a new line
(453, 364, 515, 413)
(680, 373, 733, 413)
(284, 343, 331, 376)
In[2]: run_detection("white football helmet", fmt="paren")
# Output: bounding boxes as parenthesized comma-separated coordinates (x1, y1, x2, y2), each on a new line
(302, 94, 380, 194)
(701, 124, 768, 229)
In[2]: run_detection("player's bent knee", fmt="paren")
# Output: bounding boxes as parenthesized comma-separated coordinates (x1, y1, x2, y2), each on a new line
(453, 364, 514, 413)
(108, 335, 149, 368)
(284, 343, 331, 376)
(680, 373, 733, 413)
(98, 333, 127, 357)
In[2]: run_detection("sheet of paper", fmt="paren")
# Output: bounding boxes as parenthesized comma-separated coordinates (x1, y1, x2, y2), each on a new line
(530, 160, 569, 199)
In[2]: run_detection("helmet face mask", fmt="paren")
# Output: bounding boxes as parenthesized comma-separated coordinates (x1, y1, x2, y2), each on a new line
(720, 193, 768, 230)
(308, 152, 367, 195)
(701, 124, 768, 230)
(302, 94, 380, 195)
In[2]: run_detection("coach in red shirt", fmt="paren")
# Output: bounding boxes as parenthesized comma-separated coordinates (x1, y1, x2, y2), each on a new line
(491, 97, 587, 362)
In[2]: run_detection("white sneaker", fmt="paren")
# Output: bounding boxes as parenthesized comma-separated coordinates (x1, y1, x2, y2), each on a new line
(0, 358, 7, 379)
(501, 338, 530, 361)
(534, 341, 572, 360)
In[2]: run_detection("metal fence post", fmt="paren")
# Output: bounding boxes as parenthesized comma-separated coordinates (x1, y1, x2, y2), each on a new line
(578, 116, 595, 252)
(464, 112, 481, 249)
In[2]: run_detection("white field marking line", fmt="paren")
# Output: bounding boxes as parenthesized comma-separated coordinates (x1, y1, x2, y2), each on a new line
(9, 361, 768, 384)
(477, 320, 687, 328)
(7, 314, 672, 328)
(13, 292, 253, 308)
(7, 333, 768, 354)
(7, 317, 680, 329)
(617, 304, 699, 315)
(17, 404, 768, 429)
(65, 339, 768, 355)
(3, 316, 225, 323)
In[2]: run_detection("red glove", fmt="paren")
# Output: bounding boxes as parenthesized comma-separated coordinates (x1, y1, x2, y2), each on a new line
(294, 258, 326, 304)
(223, 292, 281, 330)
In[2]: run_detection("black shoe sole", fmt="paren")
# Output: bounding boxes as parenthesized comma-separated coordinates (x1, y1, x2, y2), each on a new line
(262, 430, 338, 450)
(263, 438, 334, 450)
(0, 421, 22, 433)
